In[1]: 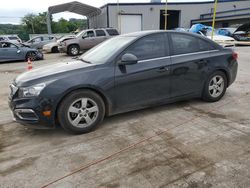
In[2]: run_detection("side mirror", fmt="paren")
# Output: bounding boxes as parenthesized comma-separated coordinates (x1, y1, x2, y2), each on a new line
(119, 53, 138, 65)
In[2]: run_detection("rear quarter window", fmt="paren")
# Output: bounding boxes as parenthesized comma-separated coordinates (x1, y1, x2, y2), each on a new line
(106, 29, 119, 36)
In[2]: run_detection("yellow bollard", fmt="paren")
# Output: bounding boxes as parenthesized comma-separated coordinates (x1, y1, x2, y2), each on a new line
(211, 0, 218, 40)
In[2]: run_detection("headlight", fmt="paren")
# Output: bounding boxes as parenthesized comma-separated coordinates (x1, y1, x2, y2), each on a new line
(18, 83, 46, 98)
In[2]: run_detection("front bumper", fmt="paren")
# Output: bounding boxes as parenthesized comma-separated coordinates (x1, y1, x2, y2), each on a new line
(35, 51, 44, 60)
(58, 45, 67, 53)
(8, 90, 56, 129)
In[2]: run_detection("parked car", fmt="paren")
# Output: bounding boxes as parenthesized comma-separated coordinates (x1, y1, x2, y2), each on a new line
(233, 23, 250, 41)
(198, 29, 235, 47)
(59, 28, 119, 56)
(217, 28, 237, 38)
(0, 35, 22, 44)
(0, 41, 43, 62)
(8, 31, 238, 134)
(43, 35, 76, 53)
(23, 36, 56, 49)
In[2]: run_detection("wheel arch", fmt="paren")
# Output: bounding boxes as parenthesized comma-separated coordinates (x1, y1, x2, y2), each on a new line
(67, 43, 80, 51)
(54, 86, 112, 122)
(25, 50, 36, 60)
(214, 68, 230, 87)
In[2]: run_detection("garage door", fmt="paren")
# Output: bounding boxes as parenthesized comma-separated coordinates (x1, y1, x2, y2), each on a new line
(120, 15, 142, 34)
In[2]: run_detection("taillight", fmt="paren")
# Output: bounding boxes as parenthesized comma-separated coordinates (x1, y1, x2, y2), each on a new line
(232, 52, 238, 60)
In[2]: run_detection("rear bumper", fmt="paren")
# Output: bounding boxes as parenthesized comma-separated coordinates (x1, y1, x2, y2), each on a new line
(228, 60, 238, 86)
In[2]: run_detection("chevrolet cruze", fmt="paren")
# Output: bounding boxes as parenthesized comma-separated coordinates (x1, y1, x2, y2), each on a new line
(8, 31, 238, 134)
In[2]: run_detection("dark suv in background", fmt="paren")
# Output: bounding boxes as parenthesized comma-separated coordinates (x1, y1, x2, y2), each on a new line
(9, 31, 238, 134)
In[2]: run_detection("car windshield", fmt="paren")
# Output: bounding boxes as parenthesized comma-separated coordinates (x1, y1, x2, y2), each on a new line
(80, 36, 136, 64)
(76, 30, 86, 38)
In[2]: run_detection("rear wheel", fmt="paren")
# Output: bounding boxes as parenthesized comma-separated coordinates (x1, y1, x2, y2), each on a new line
(68, 45, 80, 56)
(202, 71, 227, 102)
(26, 52, 36, 61)
(57, 90, 105, 134)
(51, 46, 59, 53)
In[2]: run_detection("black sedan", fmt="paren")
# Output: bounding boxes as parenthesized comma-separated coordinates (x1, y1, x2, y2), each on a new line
(8, 31, 238, 134)
(0, 41, 43, 62)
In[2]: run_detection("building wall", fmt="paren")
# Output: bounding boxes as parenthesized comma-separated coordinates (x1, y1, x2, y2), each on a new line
(88, 6, 108, 28)
(90, 0, 250, 31)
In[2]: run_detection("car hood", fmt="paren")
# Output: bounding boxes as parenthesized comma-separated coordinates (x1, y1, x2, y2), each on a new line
(15, 60, 95, 86)
(235, 23, 250, 33)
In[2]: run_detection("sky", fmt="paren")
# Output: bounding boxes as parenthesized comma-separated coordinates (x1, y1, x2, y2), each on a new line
(0, 0, 212, 24)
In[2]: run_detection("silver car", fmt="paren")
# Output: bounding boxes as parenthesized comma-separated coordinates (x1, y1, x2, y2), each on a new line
(23, 36, 56, 50)
(59, 28, 119, 56)
(0, 41, 43, 62)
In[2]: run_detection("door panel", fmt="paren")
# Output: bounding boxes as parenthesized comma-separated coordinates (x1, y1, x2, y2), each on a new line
(80, 31, 96, 49)
(169, 33, 212, 98)
(170, 52, 210, 97)
(114, 33, 171, 113)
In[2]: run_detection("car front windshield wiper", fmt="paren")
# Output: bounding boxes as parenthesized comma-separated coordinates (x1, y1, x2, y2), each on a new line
(73, 56, 92, 64)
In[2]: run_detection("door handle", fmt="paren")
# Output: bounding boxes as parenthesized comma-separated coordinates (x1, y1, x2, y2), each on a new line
(157, 66, 169, 73)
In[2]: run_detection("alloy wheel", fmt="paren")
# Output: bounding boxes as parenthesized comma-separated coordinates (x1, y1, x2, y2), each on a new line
(71, 47, 79, 55)
(67, 97, 99, 128)
(208, 75, 225, 98)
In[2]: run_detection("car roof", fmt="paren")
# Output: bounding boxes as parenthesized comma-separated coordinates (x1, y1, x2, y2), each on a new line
(121, 30, 209, 39)
(120, 30, 222, 49)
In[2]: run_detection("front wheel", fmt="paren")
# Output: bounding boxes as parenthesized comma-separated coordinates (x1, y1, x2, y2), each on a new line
(202, 71, 228, 102)
(68, 45, 80, 56)
(26, 52, 36, 61)
(57, 90, 105, 134)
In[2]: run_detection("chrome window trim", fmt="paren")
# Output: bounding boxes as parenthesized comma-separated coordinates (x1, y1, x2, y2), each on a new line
(138, 56, 170, 63)
(137, 50, 219, 63)
(171, 50, 219, 58)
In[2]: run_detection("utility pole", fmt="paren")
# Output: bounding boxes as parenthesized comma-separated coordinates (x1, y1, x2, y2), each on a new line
(211, 0, 218, 40)
(117, 0, 121, 33)
(164, 0, 168, 30)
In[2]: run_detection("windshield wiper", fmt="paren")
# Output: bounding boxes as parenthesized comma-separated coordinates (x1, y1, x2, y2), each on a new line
(80, 59, 92, 64)
(73, 57, 92, 64)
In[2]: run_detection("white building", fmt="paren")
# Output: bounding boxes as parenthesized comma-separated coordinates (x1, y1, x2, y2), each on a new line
(88, 0, 250, 34)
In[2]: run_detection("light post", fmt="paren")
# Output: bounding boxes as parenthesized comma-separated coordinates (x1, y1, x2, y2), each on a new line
(164, 0, 168, 30)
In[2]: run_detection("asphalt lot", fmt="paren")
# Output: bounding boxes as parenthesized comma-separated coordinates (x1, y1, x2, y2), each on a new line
(1, 48, 250, 188)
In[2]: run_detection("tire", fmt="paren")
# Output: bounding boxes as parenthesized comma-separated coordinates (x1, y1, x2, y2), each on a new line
(202, 71, 228, 102)
(26, 51, 36, 61)
(57, 90, 105, 134)
(68, 45, 80, 56)
(51, 46, 59, 53)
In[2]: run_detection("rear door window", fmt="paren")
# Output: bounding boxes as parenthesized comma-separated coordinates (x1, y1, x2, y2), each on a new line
(170, 33, 200, 55)
(8, 36, 18, 40)
(106, 29, 119, 36)
(95, 30, 106, 37)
